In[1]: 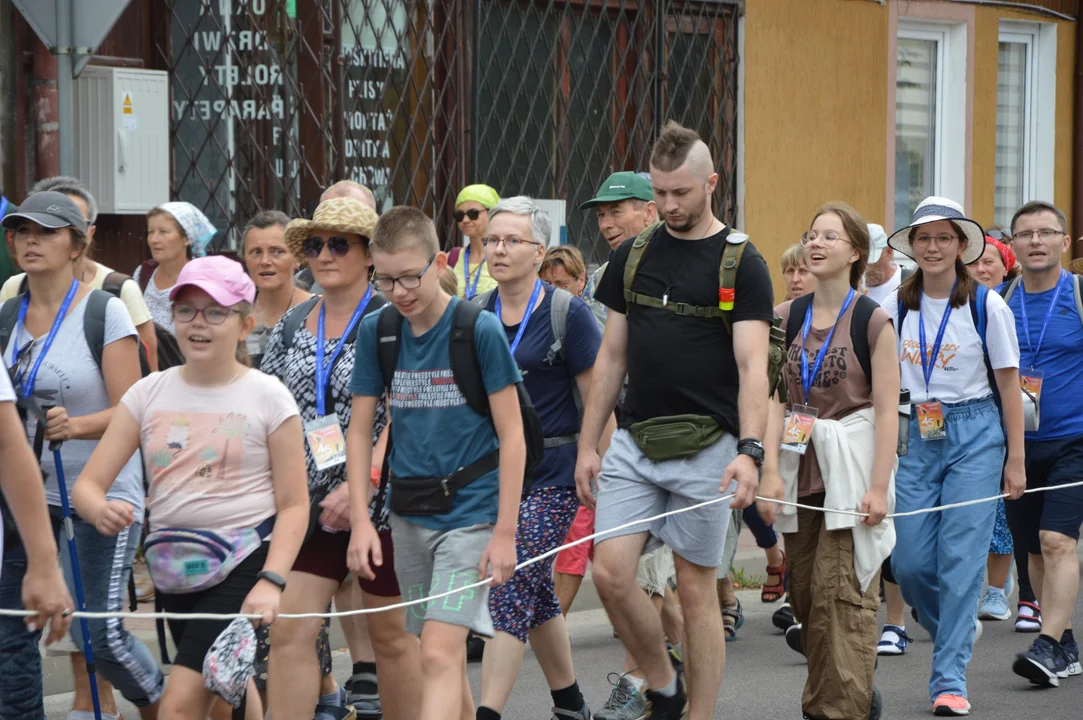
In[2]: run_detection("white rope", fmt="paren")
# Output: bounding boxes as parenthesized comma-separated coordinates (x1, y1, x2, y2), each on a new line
(4, 480, 1080, 622)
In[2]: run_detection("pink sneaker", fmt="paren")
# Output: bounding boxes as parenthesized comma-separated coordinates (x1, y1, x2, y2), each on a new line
(933, 694, 971, 716)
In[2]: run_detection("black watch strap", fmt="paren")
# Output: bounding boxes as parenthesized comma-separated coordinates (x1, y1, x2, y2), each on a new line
(257, 570, 287, 591)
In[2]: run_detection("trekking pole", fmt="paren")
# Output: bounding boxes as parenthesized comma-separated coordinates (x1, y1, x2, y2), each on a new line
(51, 439, 103, 720)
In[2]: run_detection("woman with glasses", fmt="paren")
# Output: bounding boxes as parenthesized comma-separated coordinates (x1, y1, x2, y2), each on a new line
(261, 198, 420, 720)
(539, 246, 588, 297)
(881, 197, 1025, 717)
(242, 210, 312, 368)
(0, 191, 165, 718)
(781, 242, 816, 301)
(74, 255, 309, 719)
(449, 184, 501, 299)
(473, 197, 609, 720)
(760, 202, 897, 720)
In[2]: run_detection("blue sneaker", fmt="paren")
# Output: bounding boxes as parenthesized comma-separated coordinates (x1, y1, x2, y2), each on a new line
(1061, 634, 1081, 677)
(1013, 635, 1068, 687)
(877, 624, 913, 656)
(978, 588, 1011, 621)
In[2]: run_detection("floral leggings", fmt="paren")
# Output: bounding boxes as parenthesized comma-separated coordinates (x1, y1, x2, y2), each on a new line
(488, 486, 579, 642)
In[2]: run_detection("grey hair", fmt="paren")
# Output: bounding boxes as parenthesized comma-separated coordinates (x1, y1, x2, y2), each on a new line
(489, 196, 551, 246)
(31, 176, 98, 224)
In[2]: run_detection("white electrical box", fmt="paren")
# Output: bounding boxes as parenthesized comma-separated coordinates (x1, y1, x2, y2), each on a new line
(72, 67, 170, 214)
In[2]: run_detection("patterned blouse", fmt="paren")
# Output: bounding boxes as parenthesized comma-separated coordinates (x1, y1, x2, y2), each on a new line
(133, 265, 176, 334)
(260, 305, 390, 531)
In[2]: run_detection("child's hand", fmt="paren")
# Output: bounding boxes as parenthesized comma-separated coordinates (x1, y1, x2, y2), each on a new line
(94, 501, 135, 536)
(478, 528, 516, 586)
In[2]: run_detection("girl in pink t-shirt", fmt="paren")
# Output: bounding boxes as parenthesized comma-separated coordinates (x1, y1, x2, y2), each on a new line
(73, 256, 309, 718)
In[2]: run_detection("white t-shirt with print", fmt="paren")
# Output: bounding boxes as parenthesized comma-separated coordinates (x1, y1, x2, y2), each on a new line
(881, 288, 1020, 404)
(0, 369, 16, 579)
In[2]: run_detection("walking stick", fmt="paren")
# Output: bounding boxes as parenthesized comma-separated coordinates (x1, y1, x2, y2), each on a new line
(51, 439, 103, 720)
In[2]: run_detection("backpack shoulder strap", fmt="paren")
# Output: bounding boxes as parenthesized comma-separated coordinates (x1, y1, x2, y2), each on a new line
(1073, 274, 1083, 328)
(0, 295, 23, 357)
(896, 298, 909, 339)
(849, 294, 879, 380)
(971, 284, 990, 354)
(136, 260, 158, 293)
(376, 304, 404, 395)
(622, 222, 663, 302)
(1000, 276, 1022, 303)
(546, 287, 573, 365)
(280, 296, 321, 348)
(102, 271, 132, 299)
(717, 234, 748, 334)
(472, 288, 496, 308)
(449, 300, 490, 417)
(83, 289, 112, 372)
(784, 293, 814, 351)
(18, 275, 28, 296)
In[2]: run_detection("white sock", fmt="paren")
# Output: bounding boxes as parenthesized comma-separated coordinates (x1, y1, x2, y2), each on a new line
(654, 673, 678, 698)
(628, 675, 646, 692)
(990, 585, 1005, 594)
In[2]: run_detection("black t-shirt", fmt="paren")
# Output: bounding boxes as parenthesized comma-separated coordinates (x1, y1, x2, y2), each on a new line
(593, 225, 775, 435)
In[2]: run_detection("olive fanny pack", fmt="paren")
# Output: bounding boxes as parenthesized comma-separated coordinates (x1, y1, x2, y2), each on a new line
(628, 414, 723, 462)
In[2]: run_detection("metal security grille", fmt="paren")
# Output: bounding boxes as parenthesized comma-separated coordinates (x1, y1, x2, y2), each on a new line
(156, 0, 739, 262)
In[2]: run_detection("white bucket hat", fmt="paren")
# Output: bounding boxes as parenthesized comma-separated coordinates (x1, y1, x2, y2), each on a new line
(887, 197, 986, 266)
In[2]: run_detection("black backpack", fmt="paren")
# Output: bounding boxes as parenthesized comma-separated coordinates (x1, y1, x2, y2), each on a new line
(784, 293, 882, 381)
(132, 263, 185, 371)
(375, 300, 546, 495)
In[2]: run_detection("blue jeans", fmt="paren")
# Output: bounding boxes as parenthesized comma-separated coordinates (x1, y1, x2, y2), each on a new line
(892, 397, 1004, 702)
(0, 541, 46, 719)
(56, 515, 164, 706)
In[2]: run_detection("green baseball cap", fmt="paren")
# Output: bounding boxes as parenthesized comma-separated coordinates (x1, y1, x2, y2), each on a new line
(579, 171, 654, 210)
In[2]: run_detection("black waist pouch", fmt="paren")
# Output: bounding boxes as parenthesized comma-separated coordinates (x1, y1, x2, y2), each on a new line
(390, 450, 500, 516)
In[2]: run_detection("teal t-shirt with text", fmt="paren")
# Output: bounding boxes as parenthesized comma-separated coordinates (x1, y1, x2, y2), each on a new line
(351, 297, 521, 531)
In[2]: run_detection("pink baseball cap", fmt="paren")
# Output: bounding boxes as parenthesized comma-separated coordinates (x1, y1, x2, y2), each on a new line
(169, 255, 256, 305)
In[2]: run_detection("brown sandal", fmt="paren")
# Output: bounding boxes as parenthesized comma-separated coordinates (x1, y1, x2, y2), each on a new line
(761, 551, 787, 603)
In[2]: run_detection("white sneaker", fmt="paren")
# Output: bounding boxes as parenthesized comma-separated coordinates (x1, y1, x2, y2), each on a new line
(973, 618, 983, 647)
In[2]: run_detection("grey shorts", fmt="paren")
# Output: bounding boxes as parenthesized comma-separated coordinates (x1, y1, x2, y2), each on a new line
(389, 513, 495, 638)
(595, 428, 737, 568)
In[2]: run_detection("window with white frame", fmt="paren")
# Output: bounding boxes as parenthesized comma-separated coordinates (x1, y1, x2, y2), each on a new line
(894, 21, 967, 226)
(995, 22, 1056, 229)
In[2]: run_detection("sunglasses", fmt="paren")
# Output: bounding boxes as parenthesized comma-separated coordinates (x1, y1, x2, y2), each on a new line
(454, 209, 483, 223)
(301, 235, 364, 259)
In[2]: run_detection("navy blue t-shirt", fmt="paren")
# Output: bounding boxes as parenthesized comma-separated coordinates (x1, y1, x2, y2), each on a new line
(484, 284, 601, 490)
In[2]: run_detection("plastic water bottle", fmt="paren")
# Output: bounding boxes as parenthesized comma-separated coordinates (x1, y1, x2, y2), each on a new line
(897, 389, 911, 457)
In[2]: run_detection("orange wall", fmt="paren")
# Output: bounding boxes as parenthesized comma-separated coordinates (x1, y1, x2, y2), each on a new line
(743, 0, 1077, 296)
(742, 0, 889, 295)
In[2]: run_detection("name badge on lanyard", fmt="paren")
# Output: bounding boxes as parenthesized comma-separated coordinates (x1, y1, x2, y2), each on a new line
(781, 289, 854, 455)
(304, 288, 372, 470)
(916, 281, 956, 441)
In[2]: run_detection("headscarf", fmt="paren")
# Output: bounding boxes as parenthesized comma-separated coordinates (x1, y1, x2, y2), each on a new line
(986, 235, 1017, 272)
(455, 184, 500, 210)
(156, 202, 217, 257)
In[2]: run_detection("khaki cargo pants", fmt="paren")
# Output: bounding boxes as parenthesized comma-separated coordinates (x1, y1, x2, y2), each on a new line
(784, 496, 880, 720)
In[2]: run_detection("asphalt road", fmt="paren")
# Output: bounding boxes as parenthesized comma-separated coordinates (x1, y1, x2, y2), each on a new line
(45, 588, 1082, 719)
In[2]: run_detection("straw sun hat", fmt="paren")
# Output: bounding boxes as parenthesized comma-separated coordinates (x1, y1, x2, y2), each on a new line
(284, 198, 379, 263)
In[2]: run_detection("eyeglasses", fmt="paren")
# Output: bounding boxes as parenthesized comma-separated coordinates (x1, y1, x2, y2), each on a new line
(173, 304, 239, 325)
(800, 231, 848, 248)
(911, 234, 959, 248)
(480, 235, 542, 248)
(371, 254, 436, 292)
(301, 235, 365, 259)
(454, 209, 483, 223)
(1012, 229, 1064, 242)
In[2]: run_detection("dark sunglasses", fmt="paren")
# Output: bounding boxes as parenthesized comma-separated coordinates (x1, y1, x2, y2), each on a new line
(453, 209, 483, 223)
(987, 228, 1010, 242)
(301, 235, 364, 259)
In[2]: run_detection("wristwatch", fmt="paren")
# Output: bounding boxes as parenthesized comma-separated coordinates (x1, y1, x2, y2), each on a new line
(736, 438, 765, 467)
(257, 570, 287, 592)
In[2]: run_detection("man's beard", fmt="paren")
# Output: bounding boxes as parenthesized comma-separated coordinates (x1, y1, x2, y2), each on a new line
(665, 195, 710, 234)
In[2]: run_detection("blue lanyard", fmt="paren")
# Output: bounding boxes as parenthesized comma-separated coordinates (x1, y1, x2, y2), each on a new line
(918, 279, 958, 394)
(495, 279, 543, 356)
(1019, 270, 1065, 369)
(463, 248, 484, 300)
(799, 288, 855, 404)
(12, 278, 79, 398)
(315, 286, 373, 416)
